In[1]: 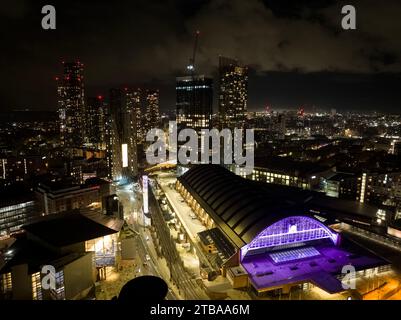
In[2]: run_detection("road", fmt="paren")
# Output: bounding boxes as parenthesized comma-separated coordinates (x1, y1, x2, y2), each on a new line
(116, 181, 208, 299)
(116, 183, 177, 300)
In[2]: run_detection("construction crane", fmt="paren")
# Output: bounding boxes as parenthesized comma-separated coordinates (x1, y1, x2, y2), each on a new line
(187, 30, 200, 73)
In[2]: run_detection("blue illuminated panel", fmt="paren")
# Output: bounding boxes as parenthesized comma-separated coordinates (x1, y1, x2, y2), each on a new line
(269, 246, 320, 264)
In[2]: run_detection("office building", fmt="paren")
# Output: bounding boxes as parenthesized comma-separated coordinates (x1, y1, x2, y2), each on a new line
(176, 75, 213, 174)
(0, 156, 47, 187)
(176, 75, 213, 132)
(35, 178, 113, 215)
(231, 156, 333, 191)
(0, 184, 38, 238)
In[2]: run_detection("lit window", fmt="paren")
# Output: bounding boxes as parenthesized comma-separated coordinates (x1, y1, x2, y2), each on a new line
(32, 272, 43, 300)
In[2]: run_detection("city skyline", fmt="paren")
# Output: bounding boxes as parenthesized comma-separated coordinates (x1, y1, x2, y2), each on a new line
(1, 0, 401, 113)
(2, 0, 401, 304)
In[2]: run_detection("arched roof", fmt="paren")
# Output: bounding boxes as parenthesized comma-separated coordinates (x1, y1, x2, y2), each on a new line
(241, 215, 339, 258)
(178, 165, 316, 248)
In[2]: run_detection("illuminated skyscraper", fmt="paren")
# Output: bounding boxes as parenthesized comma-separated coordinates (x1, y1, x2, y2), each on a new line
(86, 96, 105, 149)
(126, 88, 141, 174)
(278, 113, 287, 138)
(58, 61, 85, 153)
(218, 57, 248, 129)
(145, 89, 160, 131)
(129, 89, 143, 143)
(176, 75, 213, 132)
(105, 88, 138, 182)
(175, 75, 213, 174)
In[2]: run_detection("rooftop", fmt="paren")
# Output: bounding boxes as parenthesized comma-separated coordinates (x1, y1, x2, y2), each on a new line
(242, 239, 388, 294)
(254, 156, 331, 176)
(326, 172, 357, 182)
(36, 177, 109, 194)
(0, 183, 35, 207)
(0, 234, 87, 275)
(178, 165, 388, 249)
(23, 209, 123, 247)
(178, 165, 315, 248)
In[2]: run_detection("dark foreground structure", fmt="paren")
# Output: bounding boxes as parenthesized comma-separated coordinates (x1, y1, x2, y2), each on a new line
(118, 276, 168, 301)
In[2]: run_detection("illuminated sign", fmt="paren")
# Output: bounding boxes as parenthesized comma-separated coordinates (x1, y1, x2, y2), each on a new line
(122, 144, 128, 168)
(388, 227, 401, 239)
(289, 224, 297, 234)
(143, 175, 148, 214)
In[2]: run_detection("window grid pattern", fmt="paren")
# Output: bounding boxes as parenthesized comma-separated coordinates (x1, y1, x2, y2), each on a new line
(50, 271, 65, 300)
(0, 272, 12, 295)
(32, 272, 43, 300)
(270, 246, 321, 263)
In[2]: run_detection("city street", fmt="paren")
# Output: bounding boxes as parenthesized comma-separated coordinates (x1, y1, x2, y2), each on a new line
(95, 183, 177, 300)
(116, 183, 180, 300)
(97, 181, 209, 300)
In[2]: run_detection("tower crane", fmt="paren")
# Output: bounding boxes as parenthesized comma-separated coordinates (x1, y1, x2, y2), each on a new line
(187, 30, 200, 74)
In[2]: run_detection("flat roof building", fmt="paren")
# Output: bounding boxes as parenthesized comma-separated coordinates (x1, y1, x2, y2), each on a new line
(231, 156, 333, 191)
(35, 178, 112, 215)
(0, 184, 39, 238)
(0, 210, 123, 300)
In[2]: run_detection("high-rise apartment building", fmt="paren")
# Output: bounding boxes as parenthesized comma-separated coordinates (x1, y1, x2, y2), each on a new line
(218, 57, 248, 130)
(144, 89, 161, 132)
(105, 88, 138, 182)
(86, 96, 105, 149)
(58, 61, 85, 153)
(128, 89, 143, 143)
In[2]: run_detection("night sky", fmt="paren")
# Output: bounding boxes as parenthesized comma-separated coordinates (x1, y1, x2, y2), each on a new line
(1, 0, 401, 113)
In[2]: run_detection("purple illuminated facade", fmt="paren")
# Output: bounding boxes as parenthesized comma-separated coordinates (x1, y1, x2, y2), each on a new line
(241, 216, 339, 260)
(238, 215, 388, 294)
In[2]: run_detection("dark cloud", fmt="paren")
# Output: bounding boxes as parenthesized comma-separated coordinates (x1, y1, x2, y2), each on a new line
(0, 0, 400, 111)
(0, 0, 29, 19)
(187, 0, 401, 74)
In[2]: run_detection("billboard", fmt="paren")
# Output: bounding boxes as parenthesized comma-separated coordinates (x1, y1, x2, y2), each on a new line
(143, 175, 149, 214)
(122, 143, 128, 168)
